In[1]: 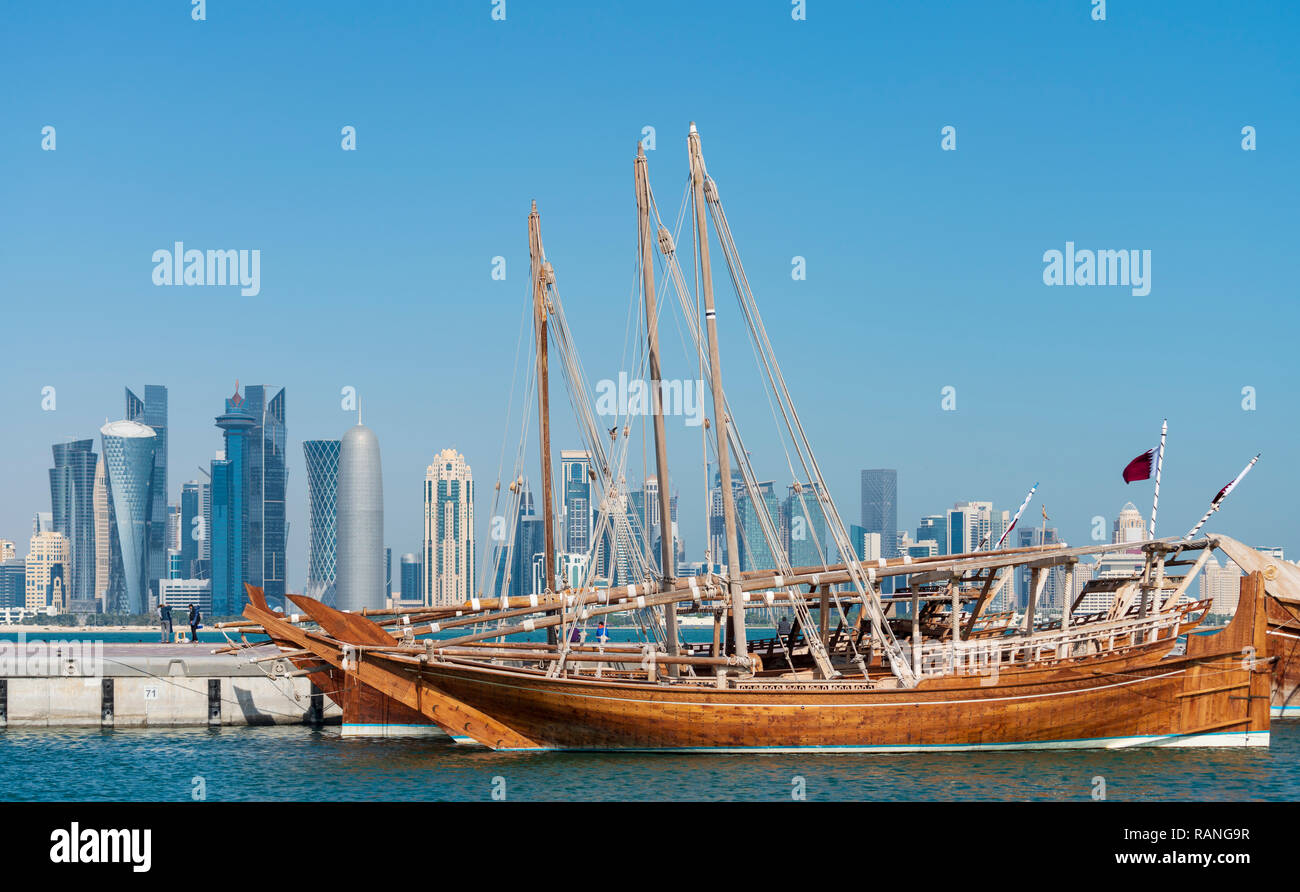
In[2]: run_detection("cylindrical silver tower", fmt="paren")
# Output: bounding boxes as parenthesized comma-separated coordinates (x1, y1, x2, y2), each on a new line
(335, 423, 384, 611)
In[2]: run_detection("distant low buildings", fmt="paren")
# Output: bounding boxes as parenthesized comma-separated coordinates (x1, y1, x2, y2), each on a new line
(160, 578, 212, 614)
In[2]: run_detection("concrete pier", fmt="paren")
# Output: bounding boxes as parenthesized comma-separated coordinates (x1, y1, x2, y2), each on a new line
(0, 643, 341, 728)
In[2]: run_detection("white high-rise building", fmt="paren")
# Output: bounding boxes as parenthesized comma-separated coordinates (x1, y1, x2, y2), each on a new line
(1113, 502, 1145, 545)
(1200, 556, 1243, 616)
(26, 531, 70, 611)
(424, 449, 475, 607)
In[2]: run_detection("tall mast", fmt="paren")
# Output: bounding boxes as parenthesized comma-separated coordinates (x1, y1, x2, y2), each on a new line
(634, 144, 680, 665)
(688, 122, 748, 659)
(528, 201, 558, 606)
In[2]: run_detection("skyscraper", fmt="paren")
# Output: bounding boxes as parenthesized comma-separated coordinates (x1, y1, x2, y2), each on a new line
(514, 480, 545, 597)
(100, 420, 158, 614)
(735, 481, 779, 572)
(336, 423, 384, 612)
(424, 449, 474, 607)
(860, 470, 897, 594)
(1200, 556, 1244, 616)
(93, 456, 110, 604)
(210, 387, 255, 616)
(947, 501, 994, 554)
(783, 483, 829, 568)
(708, 467, 744, 567)
(302, 439, 341, 603)
(560, 450, 592, 555)
(126, 385, 167, 604)
(1113, 501, 1145, 545)
(917, 514, 947, 555)
(400, 553, 422, 603)
(49, 439, 98, 611)
(179, 481, 205, 578)
(26, 530, 70, 610)
(0, 556, 25, 609)
(239, 385, 288, 603)
(209, 383, 287, 615)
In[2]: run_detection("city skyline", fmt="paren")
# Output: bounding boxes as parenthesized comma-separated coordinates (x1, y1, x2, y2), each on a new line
(2, 388, 1290, 608)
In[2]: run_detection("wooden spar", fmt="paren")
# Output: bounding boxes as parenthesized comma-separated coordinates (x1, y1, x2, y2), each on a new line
(634, 142, 679, 669)
(949, 578, 961, 644)
(689, 121, 747, 659)
(528, 201, 559, 636)
(910, 586, 921, 678)
(962, 570, 1001, 638)
(422, 647, 743, 668)
(818, 585, 829, 643)
(1024, 566, 1046, 633)
(1061, 560, 1075, 635)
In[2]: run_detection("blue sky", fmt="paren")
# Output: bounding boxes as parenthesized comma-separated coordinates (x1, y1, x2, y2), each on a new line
(2, 1, 1297, 588)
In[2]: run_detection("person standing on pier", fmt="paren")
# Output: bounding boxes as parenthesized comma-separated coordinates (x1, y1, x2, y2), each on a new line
(158, 603, 172, 643)
(187, 603, 201, 643)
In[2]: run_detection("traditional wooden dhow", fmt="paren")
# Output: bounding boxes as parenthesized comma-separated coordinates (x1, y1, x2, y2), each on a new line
(238, 123, 1279, 753)
(248, 567, 1271, 752)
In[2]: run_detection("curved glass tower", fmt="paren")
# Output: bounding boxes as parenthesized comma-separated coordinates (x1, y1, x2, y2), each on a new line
(100, 420, 158, 614)
(302, 439, 340, 603)
(335, 424, 383, 611)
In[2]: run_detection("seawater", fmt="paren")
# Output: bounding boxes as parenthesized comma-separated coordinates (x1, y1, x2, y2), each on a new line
(0, 723, 1294, 802)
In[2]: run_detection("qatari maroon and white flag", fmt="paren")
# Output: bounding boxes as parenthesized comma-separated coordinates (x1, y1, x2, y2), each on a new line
(1212, 455, 1258, 505)
(1185, 453, 1260, 539)
(1122, 448, 1156, 483)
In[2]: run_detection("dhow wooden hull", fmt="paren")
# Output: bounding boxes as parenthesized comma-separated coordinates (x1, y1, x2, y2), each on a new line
(251, 574, 1273, 752)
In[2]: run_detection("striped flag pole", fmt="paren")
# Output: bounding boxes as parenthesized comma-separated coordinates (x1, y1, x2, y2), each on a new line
(990, 481, 1039, 551)
(1149, 419, 1167, 540)
(1185, 453, 1260, 540)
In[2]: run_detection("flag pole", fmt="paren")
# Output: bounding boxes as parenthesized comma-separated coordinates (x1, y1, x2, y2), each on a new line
(983, 481, 1038, 551)
(1149, 419, 1167, 540)
(1185, 453, 1260, 540)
